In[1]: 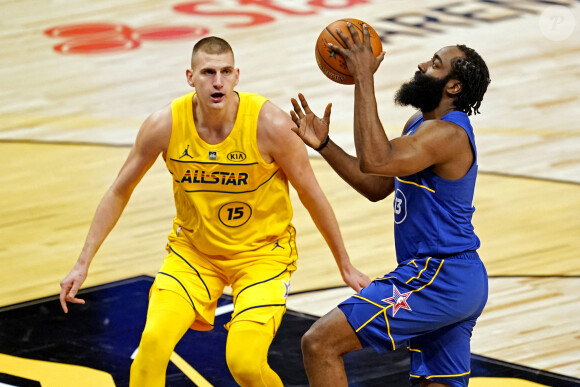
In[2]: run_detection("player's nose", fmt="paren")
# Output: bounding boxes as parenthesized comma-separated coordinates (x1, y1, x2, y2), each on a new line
(213, 73, 223, 88)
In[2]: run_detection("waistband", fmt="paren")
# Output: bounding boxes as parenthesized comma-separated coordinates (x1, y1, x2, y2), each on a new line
(432, 250, 480, 260)
(399, 250, 480, 265)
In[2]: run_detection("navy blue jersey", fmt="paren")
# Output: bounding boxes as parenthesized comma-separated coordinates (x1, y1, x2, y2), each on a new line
(393, 111, 480, 263)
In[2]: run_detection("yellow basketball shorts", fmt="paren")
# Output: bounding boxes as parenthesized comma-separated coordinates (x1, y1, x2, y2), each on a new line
(151, 223, 298, 331)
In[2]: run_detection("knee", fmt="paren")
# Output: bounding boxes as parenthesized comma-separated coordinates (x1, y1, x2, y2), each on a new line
(226, 318, 283, 387)
(130, 328, 179, 386)
(226, 345, 263, 385)
(136, 328, 173, 364)
(301, 322, 327, 358)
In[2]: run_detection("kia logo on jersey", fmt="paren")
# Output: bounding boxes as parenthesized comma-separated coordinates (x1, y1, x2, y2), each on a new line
(227, 151, 246, 162)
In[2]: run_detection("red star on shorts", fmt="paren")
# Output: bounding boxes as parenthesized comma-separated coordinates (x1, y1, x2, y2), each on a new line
(382, 285, 412, 316)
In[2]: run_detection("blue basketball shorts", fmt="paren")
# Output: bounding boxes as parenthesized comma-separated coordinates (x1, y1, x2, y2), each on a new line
(338, 251, 488, 387)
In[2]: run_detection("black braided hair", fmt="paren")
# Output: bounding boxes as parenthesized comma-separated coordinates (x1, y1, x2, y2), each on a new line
(448, 45, 491, 116)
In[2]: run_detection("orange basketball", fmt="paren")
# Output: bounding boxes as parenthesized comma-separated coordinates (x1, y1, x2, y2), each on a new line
(315, 18, 383, 85)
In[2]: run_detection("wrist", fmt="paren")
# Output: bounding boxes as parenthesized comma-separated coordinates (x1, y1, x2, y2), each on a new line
(354, 74, 374, 87)
(315, 135, 330, 152)
(337, 257, 352, 272)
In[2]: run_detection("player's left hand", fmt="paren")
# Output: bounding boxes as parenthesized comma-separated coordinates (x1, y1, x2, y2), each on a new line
(341, 264, 372, 292)
(330, 23, 385, 80)
(290, 93, 331, 150)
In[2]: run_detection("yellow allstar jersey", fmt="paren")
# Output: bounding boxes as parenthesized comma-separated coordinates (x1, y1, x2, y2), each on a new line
(165, 91, 294, 257)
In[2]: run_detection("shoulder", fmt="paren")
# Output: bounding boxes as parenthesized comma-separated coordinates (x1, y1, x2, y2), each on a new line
(258, 100, 294, 133)
(143, 104, 172, 134)
(416, 118, 466, 138)
(420, 111, 472, 139)
(256, 100, 306, 164)
(412, 117, 470, 159)
(137, 104, 172, 154)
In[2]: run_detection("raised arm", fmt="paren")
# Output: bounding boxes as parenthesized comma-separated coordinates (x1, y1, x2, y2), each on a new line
(59, 106, 172, 313)
(331, 24, 471, 178)
(259, 101, 371, 292)
(290, 93, 393, 202)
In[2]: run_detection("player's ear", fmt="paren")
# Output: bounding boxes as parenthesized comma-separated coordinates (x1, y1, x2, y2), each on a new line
(446, 79, 462, 96)
(234, 68, 240, 87)
(186, 68, 195, 87)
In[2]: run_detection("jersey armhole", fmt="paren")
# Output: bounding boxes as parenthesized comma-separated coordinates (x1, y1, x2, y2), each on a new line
(252, 97, 278, 169)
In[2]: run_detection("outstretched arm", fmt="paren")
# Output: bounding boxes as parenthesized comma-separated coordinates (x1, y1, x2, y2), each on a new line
(290, 93, 394, 202)
(259, 101, 371, 292)
(59, 107, 172, 313)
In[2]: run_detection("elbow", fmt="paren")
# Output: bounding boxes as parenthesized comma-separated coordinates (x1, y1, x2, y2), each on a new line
(354, 166, 394, 202)
(366, 193, 385, 202)
(109, 183, 134, 204)
(357, 183, 391, 202)
(363, 190, 389, 203)
(361, 193, 382, 202)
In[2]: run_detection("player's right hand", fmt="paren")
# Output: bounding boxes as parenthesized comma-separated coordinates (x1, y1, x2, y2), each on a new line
(59, 266, 88, 313)
(331, 23, 385, 80)
(290, 93, 331, 150)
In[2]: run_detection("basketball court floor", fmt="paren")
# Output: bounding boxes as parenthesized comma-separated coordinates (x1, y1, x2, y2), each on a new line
(1, 1, 579, 386)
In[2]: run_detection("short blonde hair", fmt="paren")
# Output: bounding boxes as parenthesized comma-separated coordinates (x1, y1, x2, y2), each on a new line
(191, 36, 234, 67)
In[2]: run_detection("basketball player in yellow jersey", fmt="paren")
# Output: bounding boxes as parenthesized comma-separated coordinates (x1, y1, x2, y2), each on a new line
(59, 36, 371, 386)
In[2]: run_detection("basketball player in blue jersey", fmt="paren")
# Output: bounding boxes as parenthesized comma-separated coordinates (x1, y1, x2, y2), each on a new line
(290, 23, 490, 387)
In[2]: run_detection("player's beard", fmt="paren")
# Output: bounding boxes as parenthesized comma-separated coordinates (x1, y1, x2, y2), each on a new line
(394, 71, 449, 113)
